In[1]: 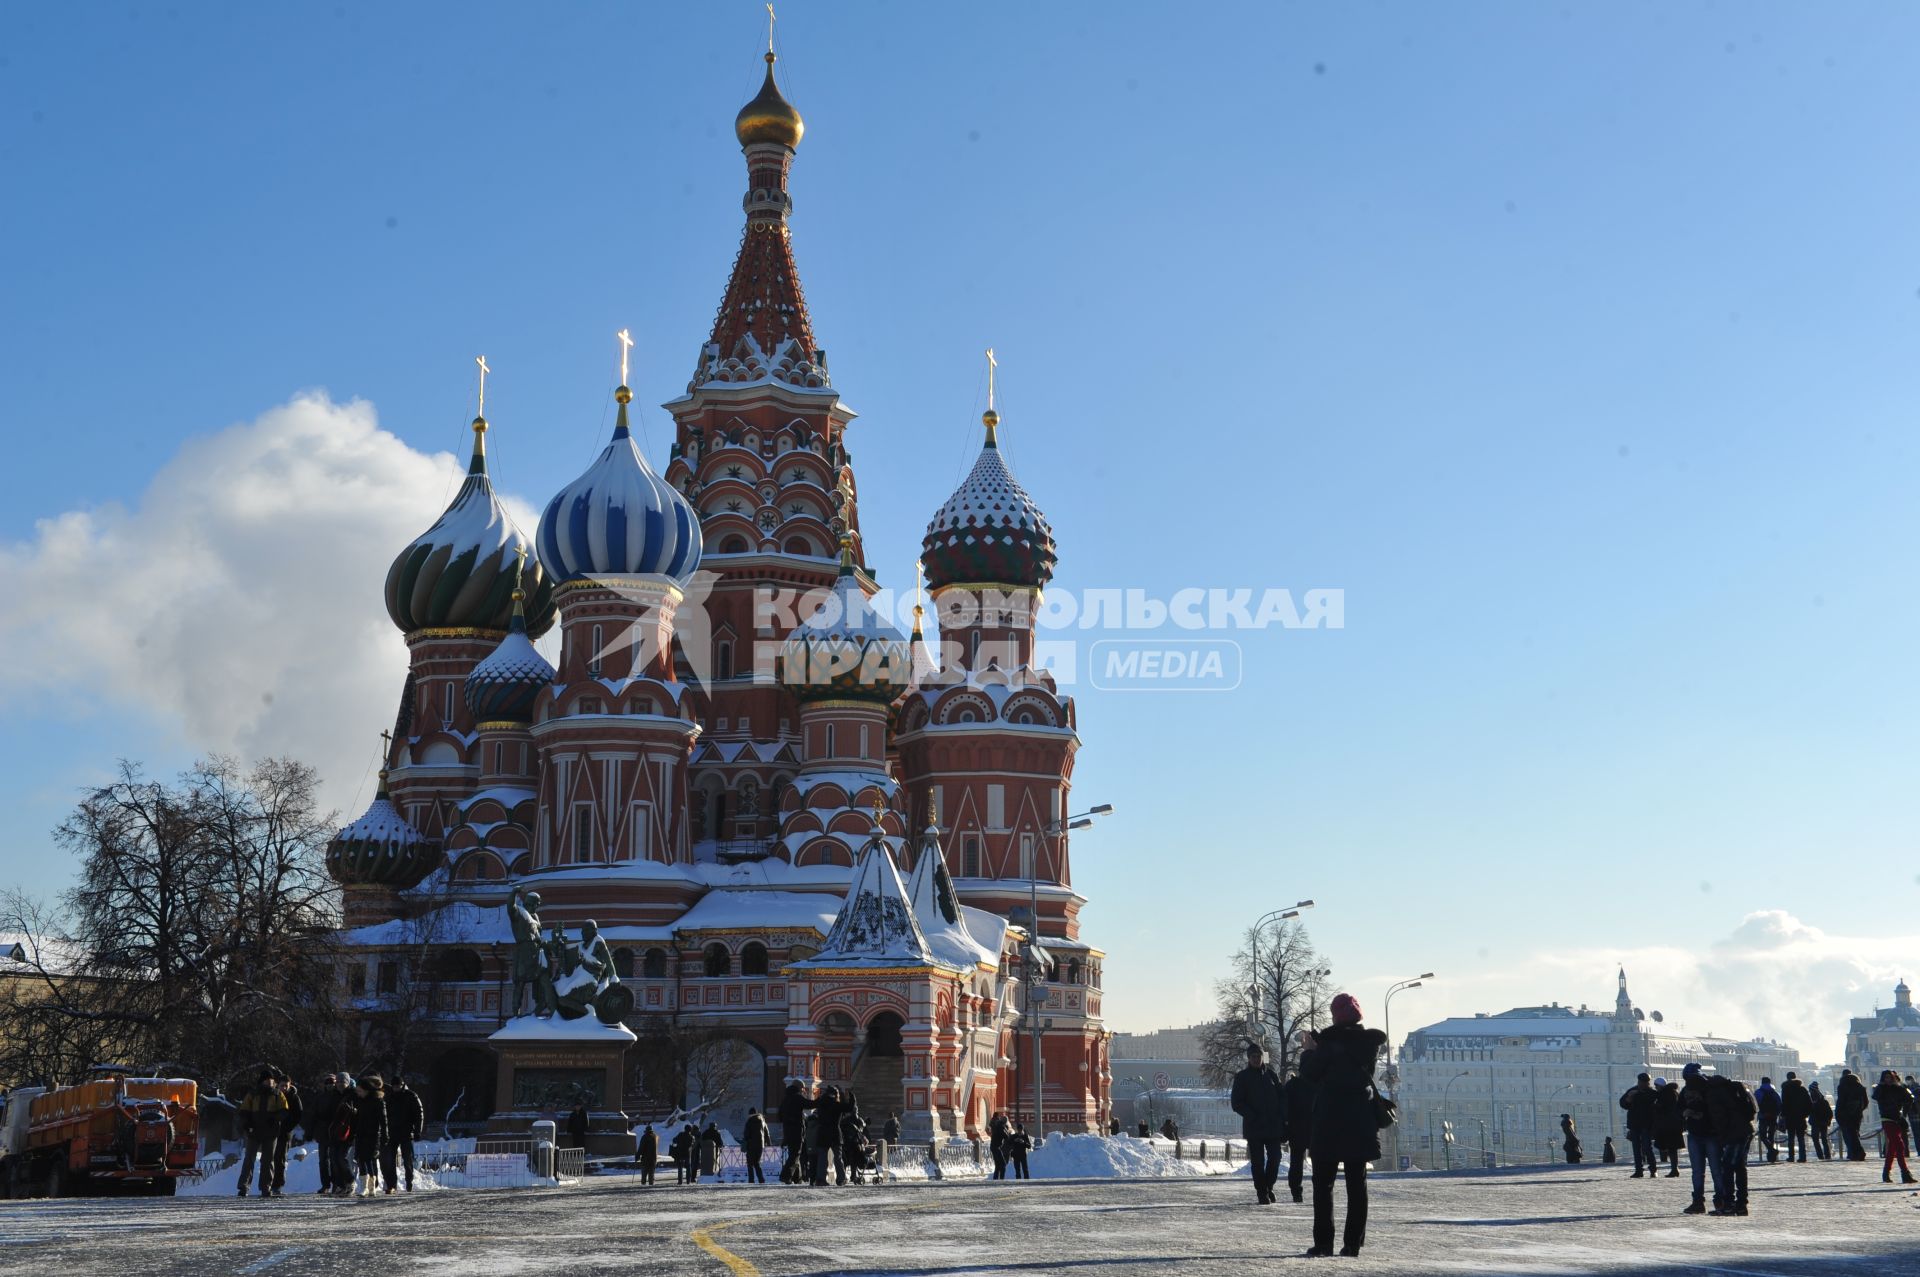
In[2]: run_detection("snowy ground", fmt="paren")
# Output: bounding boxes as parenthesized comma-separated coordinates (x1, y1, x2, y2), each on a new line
(1, 1156, 1916, 1275)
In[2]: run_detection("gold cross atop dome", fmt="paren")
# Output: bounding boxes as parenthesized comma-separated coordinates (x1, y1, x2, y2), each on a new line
(475, 355, 490, 413)
(766, 3, 776, 54)
(617, 328, 634, 387)
(983, 348, 1000, 442)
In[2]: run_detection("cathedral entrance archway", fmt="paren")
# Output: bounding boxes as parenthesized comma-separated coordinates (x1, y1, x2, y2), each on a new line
(865, 1010, 904, 1057)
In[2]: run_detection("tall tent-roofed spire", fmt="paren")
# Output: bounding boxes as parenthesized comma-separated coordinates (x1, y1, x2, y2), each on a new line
(794, 808, 949, 969)
(691, 44, 829, 391)
(905, 799, 996, 969)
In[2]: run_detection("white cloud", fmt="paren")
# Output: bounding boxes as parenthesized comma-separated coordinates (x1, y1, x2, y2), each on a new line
(0, 392, 537, 822)
(1521, 910, 1916, 1064)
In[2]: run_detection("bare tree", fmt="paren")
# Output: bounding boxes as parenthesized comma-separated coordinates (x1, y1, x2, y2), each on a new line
(628, 1005, 754, 1115)
(0, 757, 346, 1090)
(1199, 918, 1333, 1086)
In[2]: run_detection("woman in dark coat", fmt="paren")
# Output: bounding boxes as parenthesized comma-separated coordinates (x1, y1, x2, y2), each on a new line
(352, 1077, 387, 1197)
(1560, 1114, 1583, 1163)
(1652, 1080, 1684, 1176)
(1872, 1070, 1916, 1184)
(327, 1090, 357, 1197)
(1299, 993, 1387, 1259)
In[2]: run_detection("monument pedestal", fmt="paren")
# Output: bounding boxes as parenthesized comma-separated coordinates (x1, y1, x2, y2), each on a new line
(488, 1015, 636, 1157)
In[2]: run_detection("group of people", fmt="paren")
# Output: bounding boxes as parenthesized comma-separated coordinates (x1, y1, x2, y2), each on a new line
(986, 1110, 1035, 1179)
(1230, 991, 1389, 1259)
(1617, 1065, 1918, 1216)
(628, 1086, 907, 1186)
(235, 1068, 424, 1199)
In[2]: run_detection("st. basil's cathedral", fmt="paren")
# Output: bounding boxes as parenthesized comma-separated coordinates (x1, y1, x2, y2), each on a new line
(327, 46, 1111, 1144)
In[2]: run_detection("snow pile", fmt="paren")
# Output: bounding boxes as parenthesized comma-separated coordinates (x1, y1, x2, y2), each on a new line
(1026, 1134, 1216, 1179)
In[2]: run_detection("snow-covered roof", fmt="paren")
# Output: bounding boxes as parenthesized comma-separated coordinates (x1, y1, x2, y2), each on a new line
(790, 770, 896, 797)
(457, 785, 538, 813)
(671, 889, 841, 936)
(338, 901, 514, 948)
(904, 828, 997, 970)
(789, 832, 959, 972)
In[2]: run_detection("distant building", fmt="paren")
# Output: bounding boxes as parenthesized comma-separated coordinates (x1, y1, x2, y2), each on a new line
(1845, 980, 1920, 1078)
(1395, 970, 1800, 1169)
(1110, 1023, 1227, 1133)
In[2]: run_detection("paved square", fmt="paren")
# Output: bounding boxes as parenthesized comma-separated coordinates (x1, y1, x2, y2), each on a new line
(2, 1161, 1916, 1276)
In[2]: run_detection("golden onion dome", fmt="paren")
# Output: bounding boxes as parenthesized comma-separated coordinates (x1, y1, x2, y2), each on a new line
(735, 52, 804, 149)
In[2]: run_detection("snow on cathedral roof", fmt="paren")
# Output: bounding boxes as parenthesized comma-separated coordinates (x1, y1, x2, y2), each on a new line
(905, 824, 998, 970)
(789, 828, 959, 971)
(921, 414, 1057, 591)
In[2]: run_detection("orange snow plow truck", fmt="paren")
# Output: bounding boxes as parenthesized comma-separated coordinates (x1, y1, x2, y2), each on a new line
(0, 1067, 199, 1197)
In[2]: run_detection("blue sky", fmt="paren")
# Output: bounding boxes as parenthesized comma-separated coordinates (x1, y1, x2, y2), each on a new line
(2, 2, 1916, 1060)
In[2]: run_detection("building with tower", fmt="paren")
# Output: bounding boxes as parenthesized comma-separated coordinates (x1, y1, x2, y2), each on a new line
(1845, 980, 1920, 1079)
(327, 43, 1110, 1145)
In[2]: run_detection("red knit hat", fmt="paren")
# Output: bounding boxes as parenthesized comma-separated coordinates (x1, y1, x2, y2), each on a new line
(1330, 993, 1362, 1025)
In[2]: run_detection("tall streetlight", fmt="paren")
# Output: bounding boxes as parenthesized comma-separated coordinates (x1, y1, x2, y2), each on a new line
(1440, 1069, 1472, 1170)
(1032, 803, 1113, 1136)
(1248, 900, 1316, 1037)
(1382, 973, 1436, 1078)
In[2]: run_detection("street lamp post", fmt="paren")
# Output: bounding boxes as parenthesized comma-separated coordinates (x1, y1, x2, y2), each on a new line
(1248, 900, 1316, 1040)
(1033, 804, 1113, 1137)
(1381, 973, 1436, 1084)
(1441, 1069, 1471, 1170)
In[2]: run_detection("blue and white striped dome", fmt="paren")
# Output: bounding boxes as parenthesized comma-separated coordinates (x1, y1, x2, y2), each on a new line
(536, 387, 703, 585)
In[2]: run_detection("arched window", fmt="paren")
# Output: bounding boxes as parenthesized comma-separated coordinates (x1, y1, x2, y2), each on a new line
(741, 942, 769, 976)
(720, 535, 748, 554)
(783, 535, 813, 556)
(1067, 959, 1082, 985)
(642, 947, 667, 979)
(770, 774, 790, 815)
(703, 942, 731, 977)
(614, 947, 635, 979)
(434, 948, 483, 982)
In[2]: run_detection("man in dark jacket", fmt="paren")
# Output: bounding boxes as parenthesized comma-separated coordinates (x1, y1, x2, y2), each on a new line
(1808, 1082, 1834, 1159)
(567, 1104, 590, 1151)
(382, 1078, 425, 1192)
(1679, 1063, 1723, 1214)
(987, 1110, 1011, 1180)
(1300, 993, 1387, 1259)
(742, 1107, 770, 1183)
(1836, 1070, 1869, 1160)
(1283, 1068, 1315, 1202)
(1779, 1072, 1811, 1163)
(1753, 1077, 1781, 1163)
(236, 1070, 287, 1198)
(669, 1124, 693, 1184)
(1620, 1073, 1658, 1177)
(777, 1082, 810, 1183)
(309, 1073, 340, 1194)
(635, 1123, 658, 1184)
(1706, 1073, 1756, 1215)
(1652, 1080, 1684, 1176)
(1230, 1041, 1287, 1205)
(1904, 1075, 1920, 1168)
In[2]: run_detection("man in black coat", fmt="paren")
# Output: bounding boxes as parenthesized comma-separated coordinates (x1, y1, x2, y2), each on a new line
(1229, 1041, 1287, 1205)
(308, 1073, 340, 1194)
(777, 1081, 810, 1183)
(382, 1078, 425, 1192)
(1679, 1063, 1722, 1214)
(1779, 1072, 1812, 1163)
(987, 1110, 1011, 1180)
(742, 1107, 770, 1184)
(1300, 994, 1387, 1259)
(1808, 1082, 1833, 1160)
(1836, 1070, 1869, 1160)
(1753, 1077, 1781, 1163)
(1705, 1074, 1756, 1215)
(1619, 1073, 1659, 1177)
(1283, 1068, 1315, 1203)
(636, 1123, 658, 1185)
(271, 1073, 301, 1196)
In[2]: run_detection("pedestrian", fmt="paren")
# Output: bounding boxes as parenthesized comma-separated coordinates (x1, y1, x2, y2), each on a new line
(1679, 1063, 1723, 1214)
(1008, 1119, 1033, 1179)
(778, 1081, 810, 1183)
(680, 1122, 704, 1183)
(1160, 1116, 1180, 1142)
(383, 1077, 424, 1192)
(801, 1111, 821, 1186)
(567, 1103, 590, 1151)
(1809, 1083, 1834, 1160)
(1619, 1073, 1658, 1178)
(742, 1107, 770, 1184)
(988, 1110, 1011, 1180)
(636, 1123, 658, 1185)
(1601, 1136, 1617, 1164)
(1780, 1072, 1811, 1163)
(1836, 1069, 1869, 1161)
(881, 1110, 901, 1173)
(327, 1086, 357, 1197)
(1871, 1069, 1916, 1184)
(1560, 1113, 1583, 1164)
(270, 1071, 300, 1197)
(1299, 992, 1387, 1259)
(1705, 1071, 1756, 1216)
(812, 1087, 842, 1185)
(352, 1077, 388, 1198)
(679, 1121, 702, 1182)
(1283, 1067, 1315, 1203)
(1906, 1075, 1920, 1168)
(701, 1122, 724, 1181)
(1652, 1080, 1684, 1177)
(1230, 1040, 1287, 1205)
(1108, 1116, 1121, 1136)
(236, 1069, 287, 1198)
(836, 1090, 863, 1186)
(1754, 1076, 1781, 1164)
(310, 1073, 341, 1195)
